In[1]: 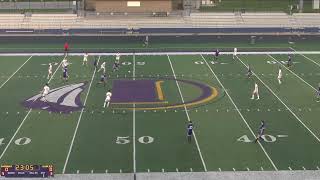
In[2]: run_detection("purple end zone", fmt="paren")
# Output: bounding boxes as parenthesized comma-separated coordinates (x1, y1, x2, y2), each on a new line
(111, 80, 158, 103)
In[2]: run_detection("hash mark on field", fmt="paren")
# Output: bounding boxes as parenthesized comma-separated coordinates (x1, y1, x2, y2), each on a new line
(162, 168, 164, 172)
(120, 169, 122, 173)
(218, 168, 221, 172)
(176, 168, 179, 172)
(232, 168, 235, 171)
(76, 170, 79, 174)
(91, 170, 93, 173)
(147, 169, 150, 173)
(246, 167, 250, 171)
(105, 169, 108, 173)
(190, 168, 193, 172)
(316, 166, 319, 170)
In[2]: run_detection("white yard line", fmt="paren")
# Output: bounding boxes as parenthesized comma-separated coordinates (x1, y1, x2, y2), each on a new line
(200, 54, 278, 171)
(0, 55, 32, 89)
(236, 55, 320, 143)
(290, 47, 320, 68)
(268, 55, 317, 91)
(167, 54, 208, 172)
(62, 56, 100, 174)
(0, 55, 64, 161)
(133, 54, 137, 175)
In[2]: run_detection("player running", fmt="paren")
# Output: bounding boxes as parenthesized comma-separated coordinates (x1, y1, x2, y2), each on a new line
(277, 67, 282, 84)
(214, 49, 219, 60)
(187, 121, 193, 143)
(97, 73, 107, 87)
(247, 65, 252, 78)
(287, 54, 292, 67)
(40, 83, 50, 102)
(251, 82, 260, 100)
(62, 58, 68, 69)
(233, 47, 237, 59)
(98, 61, 106, 74)
(83, 53, 89, 66)
(93, 57, 98, 69)
(47, 63, 53, 79)
(103, 90, 112, 108)
(316, 83, 320, 102)
(254, 120, 266, 143)
(62, 66, 69, 82)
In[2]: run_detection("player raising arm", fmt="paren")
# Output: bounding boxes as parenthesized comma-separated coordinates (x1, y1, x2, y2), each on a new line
(103, 90, 112, 108)
(98, 61, 106, 74)
(251, 82, 260, 100)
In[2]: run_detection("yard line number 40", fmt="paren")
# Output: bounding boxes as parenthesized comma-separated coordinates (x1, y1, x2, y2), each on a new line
(0, 137, 31, 146)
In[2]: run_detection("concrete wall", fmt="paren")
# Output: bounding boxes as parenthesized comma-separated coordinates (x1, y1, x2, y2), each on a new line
(88, 0, 172, 12)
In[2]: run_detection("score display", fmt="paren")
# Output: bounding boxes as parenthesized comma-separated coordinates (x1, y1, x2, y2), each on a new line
(1, 165, 54, 178)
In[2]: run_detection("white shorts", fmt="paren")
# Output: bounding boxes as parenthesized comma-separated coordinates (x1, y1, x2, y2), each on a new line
(105, 96, 111, 102)
(278, 75, 282, 79)
(83, 58, 88, 62)
(48, 70, 52, 74)
(42, 92, 48, 97)
(116, 57, 120, 60)
(253, 90, 258, 94)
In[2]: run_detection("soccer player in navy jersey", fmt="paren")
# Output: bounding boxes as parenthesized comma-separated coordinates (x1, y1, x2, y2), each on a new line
(97, 73, 107, 87)
(287, 54, 292, 67)
(187, 121, 193, 143)
(255, 121, 266, 143)
(214, 49, 220, 60)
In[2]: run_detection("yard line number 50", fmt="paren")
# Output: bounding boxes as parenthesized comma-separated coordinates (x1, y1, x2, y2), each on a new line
(116, 136, 154, 144)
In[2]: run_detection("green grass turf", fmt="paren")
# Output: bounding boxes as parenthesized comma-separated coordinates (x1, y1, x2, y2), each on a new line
(0, 49, 320, 173)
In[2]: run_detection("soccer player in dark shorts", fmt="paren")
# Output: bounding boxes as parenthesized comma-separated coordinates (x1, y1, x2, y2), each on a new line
(93, 57, 98, 69)
(215, 49, 219, 60)
(64, 42, 69, 56)
(97, 73, 107, 87)
(247, 65, 253, 78)
(187, 121, 193, 143)
(113, 61, 120, 72)
(316, 83, 320, 102)
(255, 121, 266, 143)
(287, 54, 292, 67)
(62, 66, 68, 82)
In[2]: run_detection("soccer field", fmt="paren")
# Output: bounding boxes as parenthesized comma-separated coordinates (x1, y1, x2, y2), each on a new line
(0, 48, 320, 174)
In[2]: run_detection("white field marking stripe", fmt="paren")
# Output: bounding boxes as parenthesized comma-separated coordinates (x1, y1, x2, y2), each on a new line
(2, 51, 320, 57)
(0, 55, 65, 160)
(0, 55, 32, 89)
(290, 47, 320, 68)
(62, 56, 101, 174)
(133, 53, 136, 174)
(201, 55, 278, 171)
(167, 54, 208, 172)
(268, 55, 317, 91)
(236, 55, 320, 143)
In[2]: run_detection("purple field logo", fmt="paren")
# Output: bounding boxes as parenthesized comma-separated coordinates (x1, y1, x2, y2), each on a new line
(22, 82, 86, 113)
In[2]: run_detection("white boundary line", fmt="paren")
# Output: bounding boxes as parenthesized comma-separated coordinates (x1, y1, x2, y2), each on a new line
(133, 53, 137, 175)
(268, 55, 317, 91)
(62, 56, 101, 174)
(0, 55, 33, 89)
(167, 54, 208, 172)
(0, 55, 65, 161)
(290, 47, 320, 68)
(1, 51, 320, 57)
(200, 54, 278, 171)
(236, 55, 320, 143)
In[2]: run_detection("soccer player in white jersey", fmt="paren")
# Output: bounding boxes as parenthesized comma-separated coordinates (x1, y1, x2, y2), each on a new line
(233, 47, 237, 59)
(41, 83, 50, 102)
(251, 82, 260, 100)
(47, 63, 52, 79)
(62, 58, 68, 69)
(116, 52, 120, 62)
(277, 67, 282, 84)
(103, 90, 112, 108)
(98, 61, 106, 73)
(83, 53, 89, 66)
